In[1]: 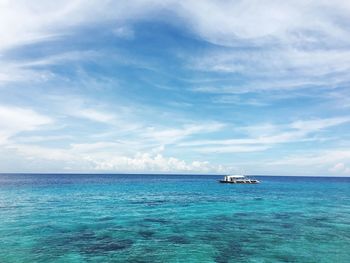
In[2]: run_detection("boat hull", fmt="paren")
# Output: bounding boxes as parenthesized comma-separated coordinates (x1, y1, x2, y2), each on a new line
(219, 180, 260, 184)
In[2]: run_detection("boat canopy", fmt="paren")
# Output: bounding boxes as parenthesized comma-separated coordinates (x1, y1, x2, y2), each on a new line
(226, 175, 245, 179)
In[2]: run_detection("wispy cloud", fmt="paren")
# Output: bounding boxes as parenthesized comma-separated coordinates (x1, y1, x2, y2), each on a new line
(73, 108, 116, 123)
(2, 1, 349, 50)
(179, 117, 350, 153)
(113, 26, 135, 40)
(143, 122, 225, 145)
(329, 162, 350, 174)
(0, 105, 53, 144)
(212, 95, 269, 106)
(256, 148, 350, 176)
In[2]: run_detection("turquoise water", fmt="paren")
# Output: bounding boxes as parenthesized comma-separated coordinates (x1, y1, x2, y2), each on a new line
(0, 174, 349, 262)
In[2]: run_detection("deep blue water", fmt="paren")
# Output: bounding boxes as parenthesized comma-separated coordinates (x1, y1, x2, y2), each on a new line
(0, 174, 349, 262)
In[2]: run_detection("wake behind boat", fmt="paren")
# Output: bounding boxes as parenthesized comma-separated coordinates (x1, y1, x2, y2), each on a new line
(219, 175, 260, 184)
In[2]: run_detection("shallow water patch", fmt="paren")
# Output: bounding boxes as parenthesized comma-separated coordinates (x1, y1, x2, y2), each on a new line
(143, 218, 170, 224)
(166, 235, 191, 245)
(97, 216, 115, 222)
(138, 230, 155, 239)
(82, 237, 133, 254)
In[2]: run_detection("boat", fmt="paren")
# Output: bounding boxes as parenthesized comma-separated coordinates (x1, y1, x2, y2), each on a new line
(219, 175, 260, 184)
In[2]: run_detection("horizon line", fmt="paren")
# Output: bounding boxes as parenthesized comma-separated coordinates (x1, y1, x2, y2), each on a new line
(0, 173, 349, 178)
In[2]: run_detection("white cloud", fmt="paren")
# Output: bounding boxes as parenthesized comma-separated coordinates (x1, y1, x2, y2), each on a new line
(179, 117, 350, 153)
(290, 117, 350, 131)
(10, 144, 75, 162)
(213, 95, 269, 106)
(0, 105, 53, 144)
(74, 108, 116, 123)
(195, 49, 350, 77)
(46, 95, 146, 132)
(4, 115, 349, 174)
(176, 0, 350, 45)
(270, 151, 350, 167)
(15, 135, 72, 143)
(2, 1, 349, 50)
(113, 26, 134, 39)
(70, 142, 123, 152)
(89, 152, 229, 173)
(0, 1, 160, 52)
(190, 49, 350, 96)
(0, 62, 54, 85)
(142, 122, 225, 145)
(0, 1, 70, 51)
(8, 142, 231, 173)
(20, 51, 99, 67)
(329, 162, 350, 174)
(193, 145, 269, 154)
(0, 51, 100, 86)
(256, 149, 350, 175)
(1, 1, 350, 95)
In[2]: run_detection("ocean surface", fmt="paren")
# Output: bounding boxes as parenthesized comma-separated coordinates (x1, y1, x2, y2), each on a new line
(0, 174, 349, 263)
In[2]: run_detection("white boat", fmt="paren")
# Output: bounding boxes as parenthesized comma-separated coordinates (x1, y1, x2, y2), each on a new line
(219, 175, 260, 184)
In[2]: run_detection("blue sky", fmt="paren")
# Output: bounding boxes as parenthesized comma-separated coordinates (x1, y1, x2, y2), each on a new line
(1, 1, 350, 175)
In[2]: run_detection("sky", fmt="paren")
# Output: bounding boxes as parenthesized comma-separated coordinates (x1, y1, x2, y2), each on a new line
(1, 0, 350, 175)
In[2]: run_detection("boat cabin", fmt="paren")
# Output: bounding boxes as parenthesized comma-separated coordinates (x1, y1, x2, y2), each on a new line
(220, 175, 260, 184)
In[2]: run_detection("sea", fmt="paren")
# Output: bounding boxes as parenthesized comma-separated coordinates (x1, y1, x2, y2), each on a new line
(0, 174, 349, 263)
